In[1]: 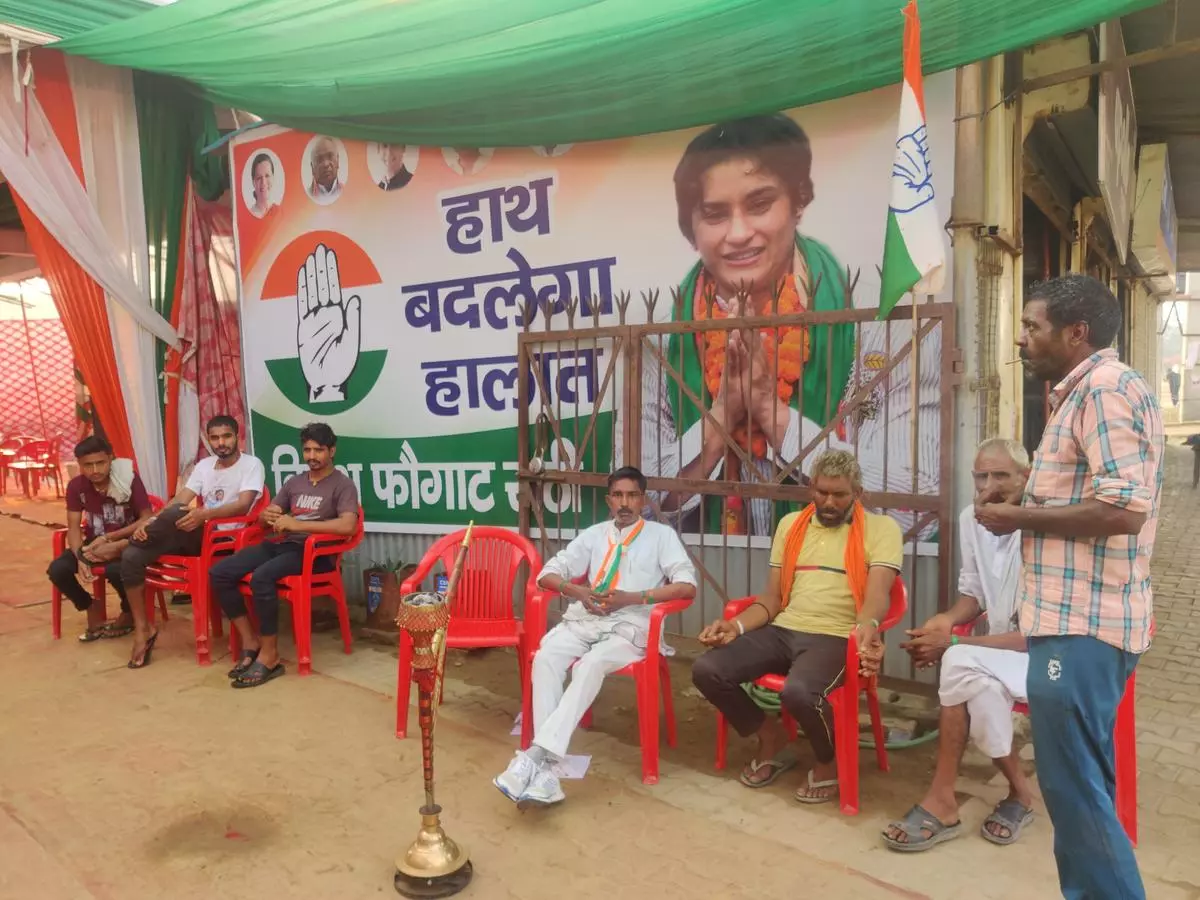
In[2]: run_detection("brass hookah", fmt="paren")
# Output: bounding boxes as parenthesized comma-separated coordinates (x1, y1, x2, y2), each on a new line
(393, 523, 474, 897)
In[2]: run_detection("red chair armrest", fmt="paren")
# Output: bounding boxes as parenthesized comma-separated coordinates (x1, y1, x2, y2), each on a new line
(646, 597, 693, 665)
(952, 613, 985, 638)
(301, 530, 360, 573)
(203, 511, 260, 537)
(842, 633, 864, 696)
(723, 597, 755, 619)
(523, 589, 552, 652)
(52, 528, 66, 555)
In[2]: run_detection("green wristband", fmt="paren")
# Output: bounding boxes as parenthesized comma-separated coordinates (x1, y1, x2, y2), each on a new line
(950, 635, 959, 646)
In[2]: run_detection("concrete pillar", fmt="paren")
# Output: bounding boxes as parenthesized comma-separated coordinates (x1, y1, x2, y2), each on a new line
(951, 62, 986, 516)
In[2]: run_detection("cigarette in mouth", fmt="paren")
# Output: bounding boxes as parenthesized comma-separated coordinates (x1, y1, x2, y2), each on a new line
(1004, 358, 1024, 366)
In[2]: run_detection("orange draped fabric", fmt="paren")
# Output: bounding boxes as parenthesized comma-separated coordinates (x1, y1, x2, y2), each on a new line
(12, 50, 135, 461)
(778, 502, 868, 612)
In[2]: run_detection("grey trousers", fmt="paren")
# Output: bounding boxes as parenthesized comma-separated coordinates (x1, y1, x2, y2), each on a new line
(692, 625, 847, 763)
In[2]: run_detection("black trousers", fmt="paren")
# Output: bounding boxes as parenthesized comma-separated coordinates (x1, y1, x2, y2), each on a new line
(119, 505, 203, 588)
(692, 625, 848, 764)
(47, 548, 130, 614)
(210, 540, 334, 637)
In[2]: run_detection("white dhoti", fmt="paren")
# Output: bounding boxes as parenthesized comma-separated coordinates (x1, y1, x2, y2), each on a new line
(531, 614, 646, 759)
(938, 644, 1029, 759)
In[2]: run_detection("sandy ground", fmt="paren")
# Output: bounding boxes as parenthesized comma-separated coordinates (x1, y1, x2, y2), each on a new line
(3, 455, 1200, 900)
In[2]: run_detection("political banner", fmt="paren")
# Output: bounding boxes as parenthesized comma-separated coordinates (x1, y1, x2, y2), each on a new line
(231, 74, 954, 533)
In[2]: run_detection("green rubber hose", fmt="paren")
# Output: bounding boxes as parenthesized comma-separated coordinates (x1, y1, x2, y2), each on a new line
(744, 684, 941, 750)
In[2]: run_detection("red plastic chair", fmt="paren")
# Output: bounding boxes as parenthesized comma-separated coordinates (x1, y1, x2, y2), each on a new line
(396, 527, 542, 739)
(144, 490, 271, 666)
(523, 590, 693, 786)
(50, 494, 166, 638)
(229, 506, 365, 675)
(8, 439, 63, 497)
(0, 437, 22, 492)
(714, 577, 908, 815)
(952, 615, 1147, 846)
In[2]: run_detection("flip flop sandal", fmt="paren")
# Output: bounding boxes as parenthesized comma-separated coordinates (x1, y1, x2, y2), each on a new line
(794, 770, 840, 804)
(738, 753, 797, 788)
(980, 799, 1034, 846)
(227, 649, 260, 679)
(101, 621, 134, 639)
(881, 804, 962, 852)
(127, 631, 159, 670)
(77, 626, 107, 643)
(232, 660, 285, 689)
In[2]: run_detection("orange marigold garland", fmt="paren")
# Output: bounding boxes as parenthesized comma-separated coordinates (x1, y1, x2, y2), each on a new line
(695, 272, 810, 458)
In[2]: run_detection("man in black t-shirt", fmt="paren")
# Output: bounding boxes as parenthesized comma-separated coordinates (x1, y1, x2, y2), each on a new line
(210, 422, 359, 688)
(48, 436, 153, 641)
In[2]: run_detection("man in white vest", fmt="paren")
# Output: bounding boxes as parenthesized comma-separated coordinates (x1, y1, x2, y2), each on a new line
(883, 438, 1033, 852)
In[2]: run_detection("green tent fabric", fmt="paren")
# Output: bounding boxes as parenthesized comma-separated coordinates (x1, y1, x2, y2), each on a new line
(0, 0, 153, 40)
(38, 0, 1157, 146)
(134, 71, 230, 419)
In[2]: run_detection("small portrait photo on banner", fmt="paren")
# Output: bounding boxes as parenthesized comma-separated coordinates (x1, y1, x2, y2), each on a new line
(441, 147, 494, 177)
(242, 148, 284, 219)
(304, 135, 349, 205)
(368, 142, 420, 192)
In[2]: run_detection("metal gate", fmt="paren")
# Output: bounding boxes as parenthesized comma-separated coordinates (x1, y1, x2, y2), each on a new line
(514, 285, 962, 685)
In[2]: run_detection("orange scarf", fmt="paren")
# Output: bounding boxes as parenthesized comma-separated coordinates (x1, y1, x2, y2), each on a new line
(779, 502, 868, 612)
(695, 267, 811, 459)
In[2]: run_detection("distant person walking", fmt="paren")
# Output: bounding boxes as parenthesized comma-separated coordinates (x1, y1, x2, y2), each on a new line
(1167, 364, 1181, 406)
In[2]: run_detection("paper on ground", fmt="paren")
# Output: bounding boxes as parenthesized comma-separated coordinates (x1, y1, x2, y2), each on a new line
(509, 714, 590, 779)
(551, 755, 591, 779)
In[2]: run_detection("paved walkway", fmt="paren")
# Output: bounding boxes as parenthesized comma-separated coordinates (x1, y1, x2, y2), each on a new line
(1, 444, 1200, 898)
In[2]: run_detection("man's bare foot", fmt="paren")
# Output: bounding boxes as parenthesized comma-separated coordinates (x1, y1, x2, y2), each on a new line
(794, 759, 839, 803)
(740, 719, 792, 786)
(884, 790, 959, 844)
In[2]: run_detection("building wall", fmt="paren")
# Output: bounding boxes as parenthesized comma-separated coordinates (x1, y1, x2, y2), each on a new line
(1127, 283, 1160, 385)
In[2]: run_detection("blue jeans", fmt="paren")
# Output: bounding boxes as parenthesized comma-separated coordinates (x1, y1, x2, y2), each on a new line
(1027, 635, 1144, 900)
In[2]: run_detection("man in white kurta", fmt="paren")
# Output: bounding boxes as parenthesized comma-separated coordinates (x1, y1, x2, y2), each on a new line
(493, 467, 697, 808)
(883, 439, 1033, 853)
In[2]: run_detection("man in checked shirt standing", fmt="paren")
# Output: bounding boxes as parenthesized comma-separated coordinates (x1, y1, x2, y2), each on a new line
(977, 274, 1162, 900)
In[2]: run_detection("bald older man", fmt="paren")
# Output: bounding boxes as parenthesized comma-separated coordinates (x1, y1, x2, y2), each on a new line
(883, 438, 1033, 853)
(308, 136, 343, 201)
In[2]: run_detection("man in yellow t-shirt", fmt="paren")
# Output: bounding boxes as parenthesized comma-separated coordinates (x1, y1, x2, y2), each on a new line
(693, 450, 902, 803)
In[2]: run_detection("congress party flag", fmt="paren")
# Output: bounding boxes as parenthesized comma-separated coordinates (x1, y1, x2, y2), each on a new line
(879, 0, 945, 318)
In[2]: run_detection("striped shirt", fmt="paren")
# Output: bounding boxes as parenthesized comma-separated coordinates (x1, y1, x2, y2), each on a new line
(1019, 349, 1163, 653)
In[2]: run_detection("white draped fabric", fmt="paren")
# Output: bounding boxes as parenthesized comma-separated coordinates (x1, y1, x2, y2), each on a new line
(66, 56, 167, 498)
(0, 65, 176, 346)
(0, 60, 174, 497)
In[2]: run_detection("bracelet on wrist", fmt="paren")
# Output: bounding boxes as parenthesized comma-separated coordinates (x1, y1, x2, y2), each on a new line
(735, 619, 745, 636)
(950, 635, 959, 646)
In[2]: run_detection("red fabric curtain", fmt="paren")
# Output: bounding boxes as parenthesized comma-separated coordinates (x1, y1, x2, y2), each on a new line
(165, 185, 244, 478)
(13, 50, 136, 461)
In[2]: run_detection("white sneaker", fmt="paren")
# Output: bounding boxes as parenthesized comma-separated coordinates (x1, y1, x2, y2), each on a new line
(493, 751, 537, 802)
(517, 764, 565, 809)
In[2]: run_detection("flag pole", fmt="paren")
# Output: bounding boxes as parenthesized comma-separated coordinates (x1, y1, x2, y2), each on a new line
(910, 292, 919, 494)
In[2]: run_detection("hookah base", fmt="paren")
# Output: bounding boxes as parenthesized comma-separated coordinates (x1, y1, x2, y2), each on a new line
(394, 861, 474, 898)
